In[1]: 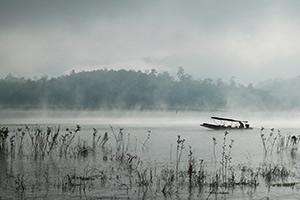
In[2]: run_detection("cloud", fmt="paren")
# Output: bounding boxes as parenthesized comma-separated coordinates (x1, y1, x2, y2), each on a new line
(1, 0, 300, 84)
(218, 18, 299, 66)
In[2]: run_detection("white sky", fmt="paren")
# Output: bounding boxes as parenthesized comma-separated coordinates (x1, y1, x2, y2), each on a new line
(1, 0, 300, 84)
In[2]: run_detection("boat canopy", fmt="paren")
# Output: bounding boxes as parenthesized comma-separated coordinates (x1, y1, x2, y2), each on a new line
(211, 117, 248, 123)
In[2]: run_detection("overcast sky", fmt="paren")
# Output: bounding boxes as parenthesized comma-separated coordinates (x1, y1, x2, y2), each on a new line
(1, 0, 300, 84)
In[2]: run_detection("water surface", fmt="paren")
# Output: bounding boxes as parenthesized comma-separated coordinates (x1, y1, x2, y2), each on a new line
(1, 110, 300, 199)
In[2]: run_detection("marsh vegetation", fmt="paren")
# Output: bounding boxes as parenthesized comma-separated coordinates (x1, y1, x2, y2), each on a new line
(1, 122, 300, 199)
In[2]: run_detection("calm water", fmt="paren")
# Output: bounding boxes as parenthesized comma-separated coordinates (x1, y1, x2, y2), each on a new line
(1, 110, 300, 199)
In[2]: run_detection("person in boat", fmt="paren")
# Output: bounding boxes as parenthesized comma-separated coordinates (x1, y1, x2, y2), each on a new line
(239, 121, 244, 129)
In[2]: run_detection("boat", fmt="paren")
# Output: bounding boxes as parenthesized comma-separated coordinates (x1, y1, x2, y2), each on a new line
(200, 117, 252, 130)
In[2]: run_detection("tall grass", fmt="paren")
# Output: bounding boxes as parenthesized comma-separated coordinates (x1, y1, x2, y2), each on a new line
(260, 127, 300, 165)
(0, 125, 300, 199)
(0, 127, 9, 155)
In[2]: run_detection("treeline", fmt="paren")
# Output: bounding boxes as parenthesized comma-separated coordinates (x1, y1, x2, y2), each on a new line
(0, 68, 279, 110)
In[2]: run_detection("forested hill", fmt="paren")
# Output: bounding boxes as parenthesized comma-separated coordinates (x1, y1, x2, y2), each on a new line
(0, 69, 278, 110)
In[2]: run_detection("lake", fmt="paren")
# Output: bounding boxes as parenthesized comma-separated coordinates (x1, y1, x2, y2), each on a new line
(1, 110, 300, 199)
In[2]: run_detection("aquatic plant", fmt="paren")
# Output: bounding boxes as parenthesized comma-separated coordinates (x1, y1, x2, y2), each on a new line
(161, 166, 176, 197)
(100, 131, 109, 161)
(236, 164, 259, 187)
(59, 125, 81, 157)
(187, 146, 195, 190)
(212, 137, 217, 169)
(9, 135, 15, 158)
(47, 126, 60, 154)
(0, 127, 9, 155)
(141, 130, 151, 151)
(260, 127, 300, 165)
(74, 139, 93, 158)
(218, 131, 234, 188)
(110, 126, 126, 162)
(92, 128, 101, 152)
(175, 135, 185, 182)
(260, 163, 290, 190)
(2, 125, 300, 199)
(16, 128, 26, 156)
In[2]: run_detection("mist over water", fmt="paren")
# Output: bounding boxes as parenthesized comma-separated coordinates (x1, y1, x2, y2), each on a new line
(2, 109, 300, 165)
(1, 109, 300, 129)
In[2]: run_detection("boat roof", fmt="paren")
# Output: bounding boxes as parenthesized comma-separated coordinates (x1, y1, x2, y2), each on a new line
(211, 116, 248, 123)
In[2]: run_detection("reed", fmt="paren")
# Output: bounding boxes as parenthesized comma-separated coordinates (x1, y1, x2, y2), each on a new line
(92, 128, 101, 152)
(260, 127, 300, 166)
(1, 125, 300, 199)
(25, 126, 61, 159)
(74, 139, 93, 158)
(141, 131, 151, 151)
(175, 135, 185, 182)
(187, 146, 195, 191)
(59, 125, 81, 157)
(0, 127, 9, 155)
(16, 128, 26, 156)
